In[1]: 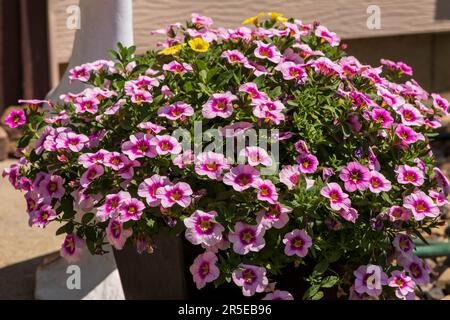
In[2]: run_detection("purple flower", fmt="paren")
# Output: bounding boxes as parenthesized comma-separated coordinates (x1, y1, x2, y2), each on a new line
(78, 149, 108, 168)
(339, 161, 371, 192)
(157, 102, 194, 121)
(368, 171, 392, 193)
(195, 151, 230, 180)
(28, 205, 57, 228)
(238, 82, 268, 100)
(296, 153, 319, 174)
(119, 198, 146, 222)
(150, 135, 182, 155)
(338, 207, 359, 223)
(106, 218, 133, 250)
(138, 174, 171, 207)
(315, 25, 340, 46)
(232, 264, 268, 296)
(228, 222, 265, 255)
(189, 252, 220, 289)
(221, 50, 248, 65)
(403, 190, 439, 221)
(240, 146, 272, 167)
(37, 174, 65, 199)
(279, 165, 301, 190)
(253, 179, 278, 204)
(103, 152, 129, 170)
(223, 165, 261, 192)
(4, 109, 26, 128)
(393, 234, 414, 256)
(433, 167, 450, 195)
(395, 164, 424, 186)
(254, 41, 281, 63)
(163, 61, 193, 74)
(74, 97, 99, 114)
(386, 205, 411, 222)
(387, 270, 415, 300)
(398, 255, 430, 285)
(279, 62, 307, 83)
(96, 191, 131, 222)
(137, 121, 165, 134)
(60, 234, 84, 263)
(184, 210, 224, 246)
(353, 264, 388, 297)
(122, 133, 156, 160)
(80, 165, 104, 187)
(55, 132, 89, 152)
(256, 203, 291, 229)
(395, 124, 423, 145)
(202, 92, 238, 119)
(371, 107, 393, 128)
(155, 182, 193, 208)
(262, 290, 294, 300)
(396, 104, 424, 126)
(320, 182, 351, 211)
(283, 229, 312, 257)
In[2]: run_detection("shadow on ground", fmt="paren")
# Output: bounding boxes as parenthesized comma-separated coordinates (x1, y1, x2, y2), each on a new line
(0, 252, 56, 299)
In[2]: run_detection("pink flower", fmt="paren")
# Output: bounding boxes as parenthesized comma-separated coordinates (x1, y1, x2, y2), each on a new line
(429, 190, 449, 207)
(395, 164, 424, 186)
(368, 171, 392, 193)
(279, 165, 301, 190)
(150, 135, 182, 155)
(118, 159, 140, 180)
(339, 162, 371, 192)
(119, 198, 145, 222)
(254, 41, 281, 63)
(195, 151, 230, 180)
(173, 150, 195, 169)
(4, 109, 26, 128)
(368, 147, 381, 171)
(74, 97, 99, 114)
(262, 290, 294, 300)
(338, 207, 359, 223)
(293, 43, 324, 59)
(238, 82, 268, 100)
(155, 182, 193, 208)
(80, 165, 104, 187)
(219, 121, 253, 137)
(78, 149, 108, 168)
(253, 179, 278, 204)
(69, 65, 91, 82)
(353, 264, 388, 297)
(184, 210, 224, 246)
(38, 174, 65, 199)
(128, 89, 153, 104)
(55, 132, 89, 152)
(315, 25, 340, 46)
(256, 203, 291, 230)
(387, 270, 415, 300)
(380, 58, 413, 75)
(221, 50, 248, 64)
(163, 61, 192, 74)
(431, 93, 449, 114)
(103, 152, 129, 170)
(395, 124, 423, 145)
(296, 153, 319, 174)
(189, 252, 220, 290)
(320, 182, 351, 211)
(121, 133, 156, 160)
(60, 234, 84, 263)
(232, 264, 268, 296)
(283, 229, 312, 257)
(399, 255, 430, 285)
(137, 174, 171, 207)
(137, 121, 165, 135)
(279, 62, 307, 83)
(386, 205, 411, 222)
(96, 191, 131, 222)
(106, 219, 133, 250)
(202, 92, 238, 119)
(403, 190, 439, 221)
(29, 205, 57, 228)
(393, 234, 414, 256)
(191, 13, 214, 27)
(433, 167, 450, 195)
(294, 140, 309, 155)
(240, 146, 272, 167)
(223, 165, 261, 192)
(371, 107, 393, 128)
(157, 102, 194, 120)
(396, 104, 424, 126)
(228, 222, 265, 255)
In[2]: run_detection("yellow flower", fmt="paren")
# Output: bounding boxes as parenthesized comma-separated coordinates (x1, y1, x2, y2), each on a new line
(242, 12, 264, 25)
(267, 11, 287, 23)
(158, 44, 184, 55)
(188, 37, 210, 53)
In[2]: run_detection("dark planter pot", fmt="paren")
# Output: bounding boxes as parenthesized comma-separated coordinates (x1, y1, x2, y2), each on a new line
(114, 234, 336, 300)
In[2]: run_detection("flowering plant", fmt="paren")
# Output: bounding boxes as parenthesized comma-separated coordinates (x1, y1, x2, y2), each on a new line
(4, 12, 450, 300)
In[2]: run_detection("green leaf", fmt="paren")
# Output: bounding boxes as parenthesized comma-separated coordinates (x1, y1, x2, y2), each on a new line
(61, 196, 75, 219)
(321, 276, 339, 288)
(131, 64, 149, 76)
(17, 135, 32, 149)
(183, 81, 193, 93)
(303, 284, 320, 300)
(310, 291, 324, 300)
(81, 213, 95, 224)
(313, 260, 329, 275)
(199, 69, 208, 83)
(56, 222, 73, 235)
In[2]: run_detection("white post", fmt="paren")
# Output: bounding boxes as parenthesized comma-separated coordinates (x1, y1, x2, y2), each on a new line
(46, 0, 134, 101)
(38, 0, 134, 299)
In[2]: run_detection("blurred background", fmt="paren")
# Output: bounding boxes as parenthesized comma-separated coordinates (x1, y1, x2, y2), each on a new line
(1, 0, 450, 299)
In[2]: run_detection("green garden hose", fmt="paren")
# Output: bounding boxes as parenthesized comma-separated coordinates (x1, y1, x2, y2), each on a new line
(413, 241, 450, 258)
